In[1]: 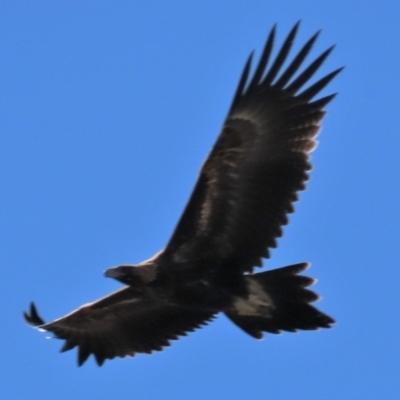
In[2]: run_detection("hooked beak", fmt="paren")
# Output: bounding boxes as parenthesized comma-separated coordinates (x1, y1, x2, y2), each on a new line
(104, 267, 123, 279)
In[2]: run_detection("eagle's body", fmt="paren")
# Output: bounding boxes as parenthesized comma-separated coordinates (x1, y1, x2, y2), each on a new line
(24, 22, 341, 366)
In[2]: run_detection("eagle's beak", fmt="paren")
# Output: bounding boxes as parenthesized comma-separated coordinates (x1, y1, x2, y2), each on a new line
(104, 267, 123, 279)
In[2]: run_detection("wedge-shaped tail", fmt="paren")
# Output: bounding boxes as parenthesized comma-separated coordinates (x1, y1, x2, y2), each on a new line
(225, 263, 334, 338)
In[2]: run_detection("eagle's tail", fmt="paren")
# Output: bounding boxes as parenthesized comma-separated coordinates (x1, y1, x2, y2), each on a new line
(224, 263, 334, 339)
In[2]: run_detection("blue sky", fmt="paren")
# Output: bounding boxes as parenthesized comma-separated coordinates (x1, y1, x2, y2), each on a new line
(2, 1, 399, 399)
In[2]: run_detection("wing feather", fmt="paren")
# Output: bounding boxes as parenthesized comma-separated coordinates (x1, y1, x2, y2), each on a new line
(262, 21, 300, 85)
(164, 23, 341, 272)
(32, 288, 215, 366)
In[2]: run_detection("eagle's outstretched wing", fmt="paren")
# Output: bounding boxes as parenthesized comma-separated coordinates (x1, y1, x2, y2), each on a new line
(164, 23, 342, 272)
(24, 288, 215, 366)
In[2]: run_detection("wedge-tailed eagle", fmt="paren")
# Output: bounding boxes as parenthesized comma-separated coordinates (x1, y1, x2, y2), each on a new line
(24, 22, 341, 366)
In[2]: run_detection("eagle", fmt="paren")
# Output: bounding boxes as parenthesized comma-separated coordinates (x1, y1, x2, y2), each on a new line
(24, 22, 342, 367)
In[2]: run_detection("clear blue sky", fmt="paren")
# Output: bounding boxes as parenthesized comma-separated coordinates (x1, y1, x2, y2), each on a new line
(2, 1, 399, 399)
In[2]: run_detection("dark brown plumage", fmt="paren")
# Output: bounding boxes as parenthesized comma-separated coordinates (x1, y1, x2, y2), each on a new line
(24, 22, 341, 366)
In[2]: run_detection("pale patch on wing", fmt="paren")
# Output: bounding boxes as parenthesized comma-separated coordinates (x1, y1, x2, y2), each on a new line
(197, 119, 255, 236)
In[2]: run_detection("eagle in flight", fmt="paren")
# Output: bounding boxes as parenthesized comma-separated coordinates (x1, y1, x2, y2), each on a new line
(24, 22, 342, 366)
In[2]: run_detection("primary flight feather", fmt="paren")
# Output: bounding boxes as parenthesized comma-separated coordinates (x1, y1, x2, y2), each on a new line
(24, 22, 341, 367)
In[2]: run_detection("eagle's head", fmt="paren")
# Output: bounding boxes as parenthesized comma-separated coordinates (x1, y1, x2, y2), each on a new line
(104, 265, 150, 287)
